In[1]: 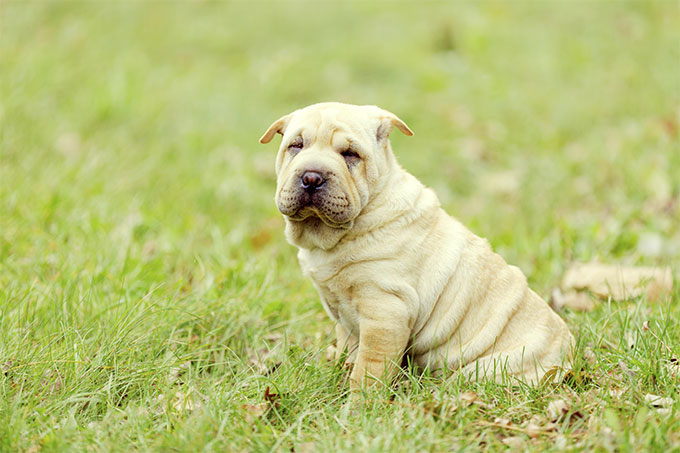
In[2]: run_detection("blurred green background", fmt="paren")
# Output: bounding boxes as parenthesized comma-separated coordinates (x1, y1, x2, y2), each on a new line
(3, 2, 678, 289)
(1, 1, 679, 450)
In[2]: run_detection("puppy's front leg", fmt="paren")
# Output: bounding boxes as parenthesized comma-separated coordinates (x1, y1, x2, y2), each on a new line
(350, 298, 411, 391)
(335, 323, 358, 364)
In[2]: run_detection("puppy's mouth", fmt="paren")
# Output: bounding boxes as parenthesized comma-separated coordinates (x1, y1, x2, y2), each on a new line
(288, 208, 354, 229)
(277, 186, 355, 229)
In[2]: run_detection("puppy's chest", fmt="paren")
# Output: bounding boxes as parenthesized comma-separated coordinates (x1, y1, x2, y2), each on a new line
(301, 262, 360, 332)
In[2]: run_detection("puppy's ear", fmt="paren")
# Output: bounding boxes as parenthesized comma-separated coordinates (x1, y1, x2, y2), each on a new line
(259, 114, 291, 144)
(375, 110, 414, 143)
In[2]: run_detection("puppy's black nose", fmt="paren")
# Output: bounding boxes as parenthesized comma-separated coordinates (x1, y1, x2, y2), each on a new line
(300, 171, 325, 191)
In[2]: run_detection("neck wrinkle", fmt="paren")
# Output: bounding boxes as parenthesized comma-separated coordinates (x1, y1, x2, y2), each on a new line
(346, 168, 428, 242)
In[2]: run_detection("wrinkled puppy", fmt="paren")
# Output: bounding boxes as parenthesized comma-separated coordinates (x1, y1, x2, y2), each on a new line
(260, 102, 573, 390)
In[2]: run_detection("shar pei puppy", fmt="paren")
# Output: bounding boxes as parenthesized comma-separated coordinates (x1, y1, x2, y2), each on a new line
(260, 102, 574, 390)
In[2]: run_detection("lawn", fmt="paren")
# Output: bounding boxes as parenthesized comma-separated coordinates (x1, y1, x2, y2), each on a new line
(1, 1, 679, 451)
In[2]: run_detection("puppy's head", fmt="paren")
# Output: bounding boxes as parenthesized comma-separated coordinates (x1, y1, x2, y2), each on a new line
(260, 102, 412, 248)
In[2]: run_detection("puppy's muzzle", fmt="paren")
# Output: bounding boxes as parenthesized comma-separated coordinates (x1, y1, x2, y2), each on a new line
(300, 171, 326, 192)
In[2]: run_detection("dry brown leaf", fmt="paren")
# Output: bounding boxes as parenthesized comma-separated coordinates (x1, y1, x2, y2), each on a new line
(1, 360, 12, 376)
(561, 368, 595, 389)
(551, 288, 595, 311)
(547, 399, 570, 421)
(246, 348, 281, 375)
(554, 434, 568, 450)
(153, 394, 167, 415)
(459, 391, 479, 404)
(624, 331, 636, 350)
(167, 362, 190, 385)
(668, 357, 679, 379)
(240, 386, 284, 422)
(263, 386, 281, 405)
(263, 332, 284, 343)
(562, 262, 673, 301)
(609, 389, 624, 399)
(543, 422, 559, 432)
(521, 415, 561, 439)
(39, 369, 64, 395)
(172, 390, 202, 413)
(243, 402, 267, 420)
(459, 391, 492, 409)
(493, 417, 512, 427)
(501, 436, 525, 448)
(618, 361, 638, 377)
(154, 389, 203, 415)
(583, 347, 597, 365)
(295, 442, 317, 453)
(525, 420, 541, 439)
(644, 393, 673, 408)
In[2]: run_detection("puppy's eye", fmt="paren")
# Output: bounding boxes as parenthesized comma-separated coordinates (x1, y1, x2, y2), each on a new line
(287, 139, 303, 156)
(341, 149, 361, 166)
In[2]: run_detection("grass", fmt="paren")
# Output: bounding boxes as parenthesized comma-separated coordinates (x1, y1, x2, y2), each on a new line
(1, 1, 679, 451)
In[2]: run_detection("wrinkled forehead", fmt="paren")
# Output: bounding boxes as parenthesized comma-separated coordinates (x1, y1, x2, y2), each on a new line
(286, 106, 375, 147)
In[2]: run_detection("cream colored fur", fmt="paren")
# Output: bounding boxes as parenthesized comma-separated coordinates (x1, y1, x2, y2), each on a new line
(261, 102, 573, 389)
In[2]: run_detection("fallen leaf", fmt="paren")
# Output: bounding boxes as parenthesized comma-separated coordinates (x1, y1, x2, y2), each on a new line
(459, 391, 492, 409)
(555, 434, 568, 450)
(624, 331, 636, 350)
(561, 368, 595, 389)
(155, 389, 203, 414)
(246, 348, 281, 375)
(459, 391, 479, 404)
(501, 436, 525, 448)
(583, 347, 597, 365)
(243, 402, 267, 420)
(295, 442, 317, 453)
(540, 366, 561, 384)
(263, 386, 280, 404)
(550, 288, 595, 311)
(542, 422, 559, 432)
(547, 399, 570, 421)
(609, 389, 624, 399)
(644, 393, 673, 408)
(167, 362, 190, 385)
(263, 332, 284, 343)
(618, 361, 638, 377)
(493, 417, 512, 427)
(561, 262, 673, 301)
(668, 357, 679, 379)
(172, 390, 202, 413)
(525, 420, 541, 439)
(39, 369, 64, 395)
